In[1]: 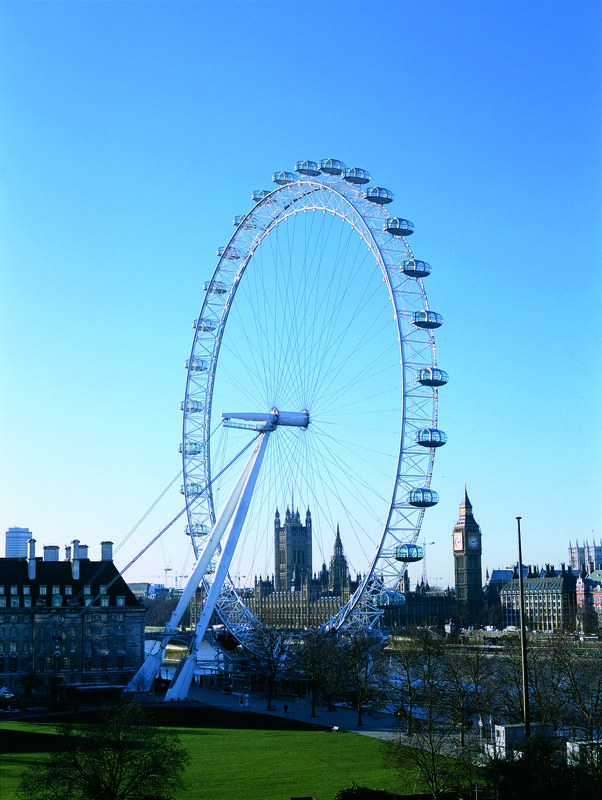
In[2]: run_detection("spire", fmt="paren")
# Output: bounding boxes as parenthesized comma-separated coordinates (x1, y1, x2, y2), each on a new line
(457, 486, 475, 525)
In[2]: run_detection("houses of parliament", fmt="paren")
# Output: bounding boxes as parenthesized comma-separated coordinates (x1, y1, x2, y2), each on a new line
(244, 506, 363, 628)
(190, 492, 484, 631)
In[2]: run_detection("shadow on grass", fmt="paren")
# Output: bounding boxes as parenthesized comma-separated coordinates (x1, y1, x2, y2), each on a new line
(25, 705, 331, 732)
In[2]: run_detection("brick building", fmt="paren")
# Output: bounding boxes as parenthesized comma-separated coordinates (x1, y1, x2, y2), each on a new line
(576, 566, 602, 633)
(0, 538, 145, 697)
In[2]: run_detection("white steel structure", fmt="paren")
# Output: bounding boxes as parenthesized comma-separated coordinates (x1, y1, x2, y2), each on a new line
(131, 159, 447, 699)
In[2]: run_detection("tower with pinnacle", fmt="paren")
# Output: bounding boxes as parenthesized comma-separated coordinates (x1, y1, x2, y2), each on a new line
(328, 524, 350, 594)
(274, 505, 312, 591)
(452, 488, 483, 608)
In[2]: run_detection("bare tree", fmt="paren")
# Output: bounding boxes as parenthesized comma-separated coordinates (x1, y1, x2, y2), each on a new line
(17, 702, 190, 800)
(553, 639, 602, 740)
(384, 634, 470, 799)
(293, 628, 343, 717)
(386, 634, 427, 734)
(339, 630, 388, 726)
(245, 625, 290, 710)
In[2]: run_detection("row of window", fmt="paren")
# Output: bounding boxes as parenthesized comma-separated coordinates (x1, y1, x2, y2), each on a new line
(0, 655, 126, 672)
(0, 595, 126, 608)
(0, 584, 117, 597)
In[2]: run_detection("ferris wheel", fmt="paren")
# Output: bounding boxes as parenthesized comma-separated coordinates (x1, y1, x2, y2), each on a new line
(179, 158, 447, 641)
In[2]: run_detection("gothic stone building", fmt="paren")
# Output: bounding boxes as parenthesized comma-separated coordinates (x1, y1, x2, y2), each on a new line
(0, 539, 145, 697)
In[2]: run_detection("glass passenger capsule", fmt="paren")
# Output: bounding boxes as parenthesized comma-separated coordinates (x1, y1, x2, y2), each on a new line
(179, 440, 203, 455)
(232, 215, 245, 226)
(342, 167, 371, 184)
(417, 367, 449, 387)
(412, 310, 443, 329)
(193, 318, 215, 332)
(180, 399, 204, 413)
(180, 482, 204, 496)
(385, 218, 415, 236)
(407, 488, 440, 508)
(394, 544, 425, 563)
(186, 357, 207, 372)
(401, 259, 431, 278)
(185, 523, 210, 536)
(376, 591, 406, 608)
(272, 171, 295, 185)
(203, 280, 227, 294)
(415, 428, 448, 448)
(251, 189, 271, 202)
(295, 160, 321, 176)
(365, 187, 394, 204)
(319, 158, 346, 175)
(216, 246, 241, 259)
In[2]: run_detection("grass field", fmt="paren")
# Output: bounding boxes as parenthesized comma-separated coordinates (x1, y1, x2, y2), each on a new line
(1, 707, 409, 800)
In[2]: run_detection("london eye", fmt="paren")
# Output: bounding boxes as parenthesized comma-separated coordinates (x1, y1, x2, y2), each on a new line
(130, 159, 447, 698)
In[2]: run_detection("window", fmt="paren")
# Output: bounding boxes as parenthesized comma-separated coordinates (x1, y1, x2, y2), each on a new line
(116, 596, 125, 607)
(0, 598, 5, 607)
(23, 586, 30, 595)
(84, 657, 91, 671)
(10, 585, 17, 595)
(23, 597, 31, 608)
(52, 596, 62, 607)
(39, 586, 47, 595)
(84, 585, 91, 595)
(100, 596, 109, 608)
(10, 641, 17, 653)
(0, 586, 4, 594)
(101, 656, 108, 671)
(10, 598, 19, 608)
(65, 585, 72, 596)
(99, 586, 107, 595)
(117, 656, 124, 670)
(52, 585, 60, 595)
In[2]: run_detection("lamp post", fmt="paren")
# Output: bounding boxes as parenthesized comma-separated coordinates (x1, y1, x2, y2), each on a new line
(516, 516, 530, 740)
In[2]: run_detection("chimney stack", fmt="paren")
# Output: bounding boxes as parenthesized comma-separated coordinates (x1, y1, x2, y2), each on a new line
(27, 538, 36, 580)
(71, 539, 80, 580)
(43, 545, 59, 562)
(101, 541, 113, 561)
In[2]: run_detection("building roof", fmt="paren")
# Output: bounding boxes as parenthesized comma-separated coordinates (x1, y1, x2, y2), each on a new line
(0, 558, 141, 607)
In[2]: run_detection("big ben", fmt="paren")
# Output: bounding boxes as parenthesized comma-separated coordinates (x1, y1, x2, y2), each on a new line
(453, 488, 483, 607)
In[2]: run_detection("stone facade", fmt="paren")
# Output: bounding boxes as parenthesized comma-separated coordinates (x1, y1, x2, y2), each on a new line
(0, 539, 145, 696)
(500, 564, 577, 631)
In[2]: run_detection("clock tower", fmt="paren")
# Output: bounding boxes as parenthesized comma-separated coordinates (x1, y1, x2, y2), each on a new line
(453, 488, 483, 608)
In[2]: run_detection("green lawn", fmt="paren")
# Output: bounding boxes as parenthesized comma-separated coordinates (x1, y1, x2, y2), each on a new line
(1, 719, 408, 800)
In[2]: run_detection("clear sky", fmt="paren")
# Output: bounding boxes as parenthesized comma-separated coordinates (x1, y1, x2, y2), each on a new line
(1, 0, 601, 592)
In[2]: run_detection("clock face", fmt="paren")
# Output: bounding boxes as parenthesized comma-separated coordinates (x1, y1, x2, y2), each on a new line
(453, 534, 463, 550)
(468, 535, 479, 549)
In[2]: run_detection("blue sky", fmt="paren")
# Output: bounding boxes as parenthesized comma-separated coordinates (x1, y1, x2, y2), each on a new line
(1, 0, 601, 591)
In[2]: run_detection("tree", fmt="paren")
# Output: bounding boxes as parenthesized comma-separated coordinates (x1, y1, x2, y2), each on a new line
(245, 625, 290, 710)
(17, 702, 190, 800)
(553, 638, 602, 739)
(383, 633, 471, 799)
(293, 628, 344, 717)
(386, 634, 427, 734)
(340, 630, 388, 726)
